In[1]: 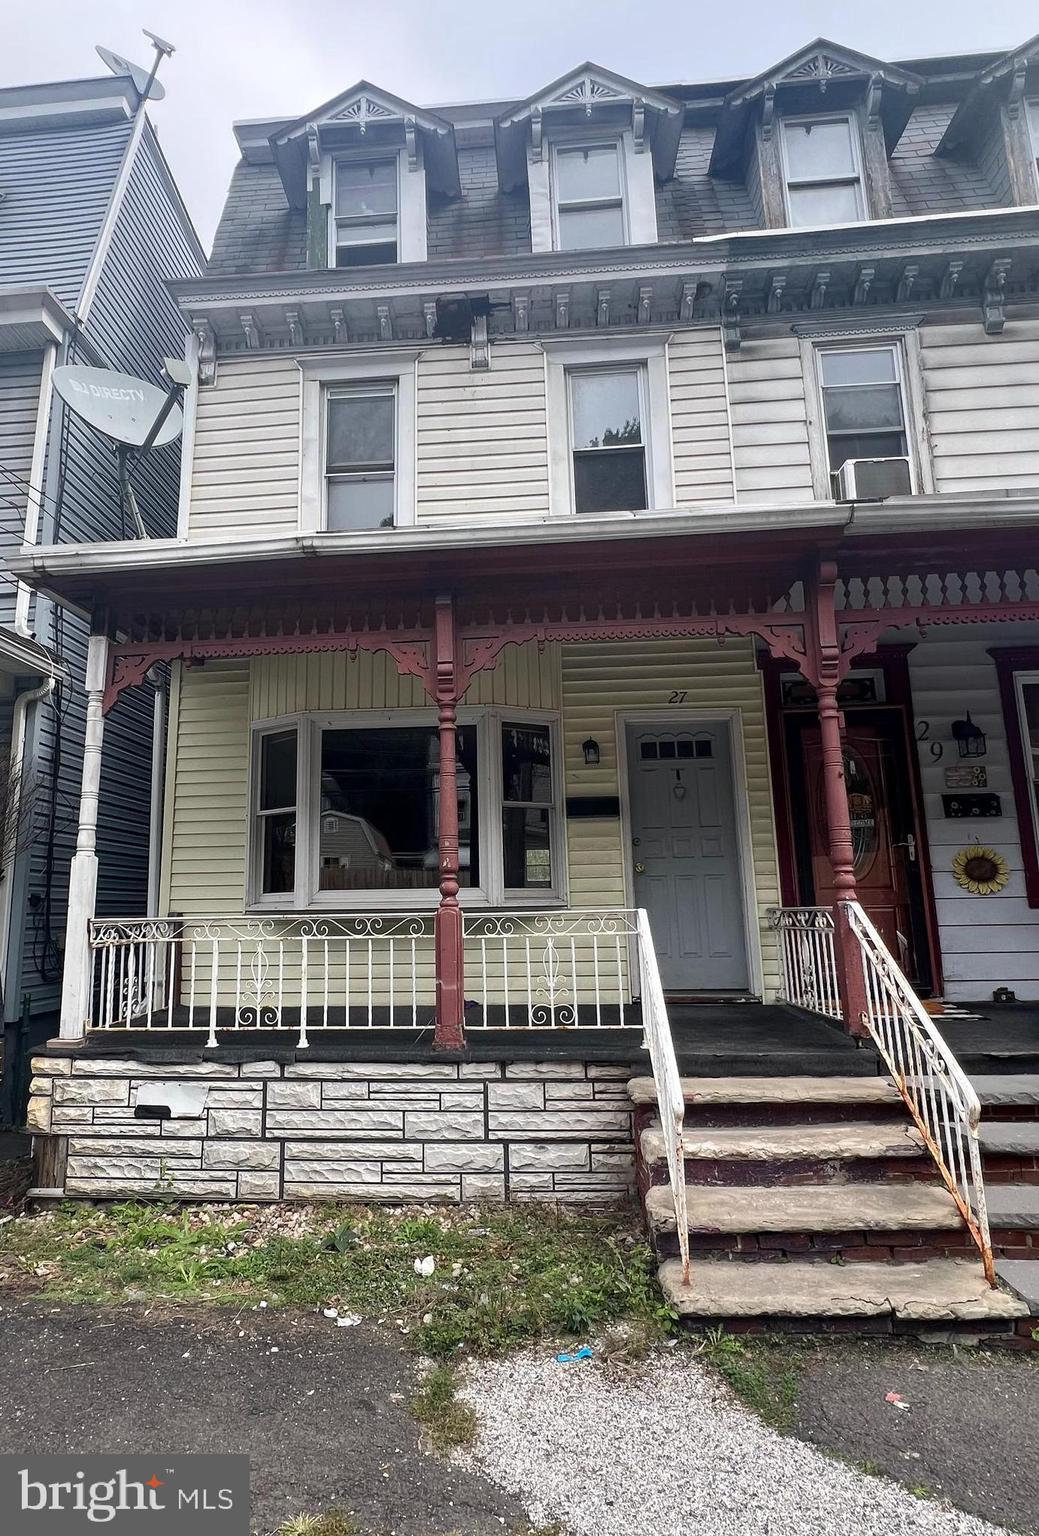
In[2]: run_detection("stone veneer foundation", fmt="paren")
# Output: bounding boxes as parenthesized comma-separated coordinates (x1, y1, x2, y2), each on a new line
(26, 1055, 638, 1204)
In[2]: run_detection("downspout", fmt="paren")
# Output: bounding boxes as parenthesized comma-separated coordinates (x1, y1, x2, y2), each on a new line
(146, 668, 167, 917)
(0, 675, 56, 1016)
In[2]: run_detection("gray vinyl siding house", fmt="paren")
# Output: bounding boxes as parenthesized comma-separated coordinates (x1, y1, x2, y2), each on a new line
(0, 73, 204, 1114)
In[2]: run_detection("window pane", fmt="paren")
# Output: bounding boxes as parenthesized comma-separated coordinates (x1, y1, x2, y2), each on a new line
(327, 393, 394, 470)
(317, 726, 479, 890)
(335, 160, 397, 217)
(574, 447, 647, 513)
(260, 729, 297, 811)
(787, 182, 863, 226)
(502, 807, 552, 888)
(784, 119, 857, 180)
(326, 477, 395, 530)
(336, 240, 397, 268)
(502, 723, 553, 804)
(823, 383, 904, 433)
(262, 812, 296, 895)
(827, 431, 907, 474)
(556, 145, 620, 202)
(558, 204, 625, 250)
(571, 371, 641, 450)
(819, 350, 898, 387)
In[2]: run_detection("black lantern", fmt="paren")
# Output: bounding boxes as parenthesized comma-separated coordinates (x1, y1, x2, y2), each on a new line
(951, 712, 987, 758)
(582, 738, 601, 766)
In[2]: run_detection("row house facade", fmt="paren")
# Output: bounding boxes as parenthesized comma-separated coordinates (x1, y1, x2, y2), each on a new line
(0, 70, 202, 1122)
(14, 37, 1039, 1310)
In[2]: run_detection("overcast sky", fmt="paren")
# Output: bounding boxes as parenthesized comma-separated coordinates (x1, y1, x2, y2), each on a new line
(5, 1, 1038, 250)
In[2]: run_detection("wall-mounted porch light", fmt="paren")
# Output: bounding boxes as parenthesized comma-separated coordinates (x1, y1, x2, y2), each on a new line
(951, 712, 987, 758)
(582, 738, 601, 766)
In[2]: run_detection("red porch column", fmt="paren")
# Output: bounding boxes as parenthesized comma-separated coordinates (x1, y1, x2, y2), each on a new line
(807, 563, 870, 1037)
(433, 597, 465, 1049)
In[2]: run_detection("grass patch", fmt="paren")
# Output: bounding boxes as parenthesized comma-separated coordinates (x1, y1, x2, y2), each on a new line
(696, 1329, 802, 1431)
(275, 1516, 359, 1536)
(412, 1364, 477, 1452)
(0, 1201, 672, 1360)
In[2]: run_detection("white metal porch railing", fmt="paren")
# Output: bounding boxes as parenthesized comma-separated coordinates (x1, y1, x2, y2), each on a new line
(841, 899, 994, 1284)
(767, 906, 842, 1020)
(635, 909, 689, 1285)
(460, 909, 639, 1028)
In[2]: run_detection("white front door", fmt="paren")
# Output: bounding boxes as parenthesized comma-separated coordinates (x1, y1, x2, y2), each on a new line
(626, 720, 750, 992)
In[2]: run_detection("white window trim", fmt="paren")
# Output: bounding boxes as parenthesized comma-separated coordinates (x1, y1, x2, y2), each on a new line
(1014, 670, 1039, 874)
(321, 146, 428, 266)
(528, 126, 657, 253)
(247, 707, 567, 912)
(1027, 99, 1039, 196)
(801, 332, 933, 500)
(543, 336, 674, 517)
(299, 353, 418, 533)
(779, 112, 867, 228)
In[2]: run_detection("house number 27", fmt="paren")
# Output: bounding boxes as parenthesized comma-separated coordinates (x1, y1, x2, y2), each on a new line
(668, 691, 688, 704)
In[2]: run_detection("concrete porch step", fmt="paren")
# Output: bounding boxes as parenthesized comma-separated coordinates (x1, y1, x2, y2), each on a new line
(988, 1184, 1039, 1230)
(644, 1180, 961, 1237)
(971, 1075, 1039, 1108)
(979, 1123, 1039, 1156)
(640, 1119, 925, 1169)
(657, 1256, 1029, 1325)
(628, 1075, 898, 1108)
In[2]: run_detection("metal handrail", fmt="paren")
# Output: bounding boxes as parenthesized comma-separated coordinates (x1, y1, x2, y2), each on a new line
(767, 906, 842, 1020)
(635, 909, 690, 1286)
(841, 898, 994, 1284)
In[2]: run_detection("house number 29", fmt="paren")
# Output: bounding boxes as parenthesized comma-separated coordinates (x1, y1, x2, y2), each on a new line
(668, 691, 688, 704)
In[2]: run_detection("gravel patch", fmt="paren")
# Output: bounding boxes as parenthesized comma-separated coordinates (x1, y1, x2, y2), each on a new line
(459, 1351, 1010, 1536)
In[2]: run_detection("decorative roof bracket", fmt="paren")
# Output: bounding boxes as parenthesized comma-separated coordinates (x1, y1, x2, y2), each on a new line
(723, 281, 742, 351)
(983, 258, 1012, 335)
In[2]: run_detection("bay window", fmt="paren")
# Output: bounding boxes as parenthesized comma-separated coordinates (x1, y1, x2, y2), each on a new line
(249, 711, 563, 907)
(780, 116, 865, 227)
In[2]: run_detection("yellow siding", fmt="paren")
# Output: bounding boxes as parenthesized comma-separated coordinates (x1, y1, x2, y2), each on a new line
(561, 639, 781, 995)
(188, 355, 300, 541)
(166, 661, 250, 913)
(667, 330, 735, 505)
(416, 341, 550, 521)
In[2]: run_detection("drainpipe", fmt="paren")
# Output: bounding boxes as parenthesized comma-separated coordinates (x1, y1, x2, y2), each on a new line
(146, 667, 167, 917)
(0, 675, 56, 1014)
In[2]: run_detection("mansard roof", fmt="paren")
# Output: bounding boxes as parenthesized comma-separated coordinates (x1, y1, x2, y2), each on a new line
(270, 81, 459, 207)
(937, 33, 1039, 152)
(710, 38, 922, 173)
(494, 62, 684, 190)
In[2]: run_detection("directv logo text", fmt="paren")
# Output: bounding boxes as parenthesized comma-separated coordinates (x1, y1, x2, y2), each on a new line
(1, 1455, 249, 1532)
(67, 378, 147, 404)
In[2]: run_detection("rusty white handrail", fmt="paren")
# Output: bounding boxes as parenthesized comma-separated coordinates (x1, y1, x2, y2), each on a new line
(841, 898, 994, 1285)
(461, 908, 638, 1028)
(635, 909, 690, 1286)
(768, 906, 842, 1020)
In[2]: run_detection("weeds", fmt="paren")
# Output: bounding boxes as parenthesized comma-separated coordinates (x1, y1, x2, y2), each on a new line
(275, 1515, 359, 1536)
(0, 1201, 670, 1360)
(696, 1330, 802, 1430)
(412, 1364, 477, 1452)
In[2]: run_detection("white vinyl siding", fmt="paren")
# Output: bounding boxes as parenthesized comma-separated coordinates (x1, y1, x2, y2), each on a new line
(919, 320, 1039, 493)
(416, 342, 549, 521)
(910, 623, 1039, 1001)
(727, 337, 813, 501)
(188, 354, 300, 541)
(667, 330, 735, 505)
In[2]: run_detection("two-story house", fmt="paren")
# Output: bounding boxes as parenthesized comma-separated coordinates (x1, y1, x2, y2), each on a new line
(15, 37, 1039, 1334)
(0, 66, 203, 1122)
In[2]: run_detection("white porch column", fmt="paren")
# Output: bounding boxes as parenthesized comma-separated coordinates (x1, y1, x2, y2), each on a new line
(59, 630, 109, 1040)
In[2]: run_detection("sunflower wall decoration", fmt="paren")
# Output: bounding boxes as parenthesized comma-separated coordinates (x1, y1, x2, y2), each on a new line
(952, 845, 1009, 895)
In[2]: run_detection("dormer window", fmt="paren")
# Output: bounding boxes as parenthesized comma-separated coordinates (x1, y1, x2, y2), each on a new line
(553, 143, 625, 250)
(1028, 99, 1039, 185)
(333, 158, 398, 267)
(780, 116, 865, 226)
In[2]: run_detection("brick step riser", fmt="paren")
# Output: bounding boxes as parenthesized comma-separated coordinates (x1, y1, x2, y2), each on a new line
(674, 1104, 905, 1127)
(647, 1156, 934, 1187)
(980, 1106, 1039, 1122)
(982, 1156, 1039, 1183)
(991, 1229, 1039, 1259)
(652, 1229, 977, 1263)
(673, 1315, 1038, 1347)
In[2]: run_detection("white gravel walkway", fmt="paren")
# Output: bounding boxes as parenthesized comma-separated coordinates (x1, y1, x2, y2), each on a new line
(459, 1351, 1009, 1536)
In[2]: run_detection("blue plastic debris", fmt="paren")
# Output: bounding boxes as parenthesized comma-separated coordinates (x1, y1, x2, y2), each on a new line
(555, 1346, 594, 1363)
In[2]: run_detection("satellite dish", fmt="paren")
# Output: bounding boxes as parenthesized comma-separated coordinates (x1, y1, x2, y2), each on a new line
(95, 45, 167, 101)
(53, 365, 182, 448)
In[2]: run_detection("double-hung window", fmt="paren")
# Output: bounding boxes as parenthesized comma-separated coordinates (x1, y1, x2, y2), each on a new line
(325, 385, 396, 530)
(992, 650, 1039, 909)
(333, 158, 398, 266)
(1028, 100, 1039, 189)
(569, 367, 647, 514)
(553, 143, 626, 250)
(250, 712, 563, 907)
(781, 116, 865, 227)
(816, 345, 909, 480)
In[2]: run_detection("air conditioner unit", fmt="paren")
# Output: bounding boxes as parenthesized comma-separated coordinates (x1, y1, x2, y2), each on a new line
(833, 456, 913, 502)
